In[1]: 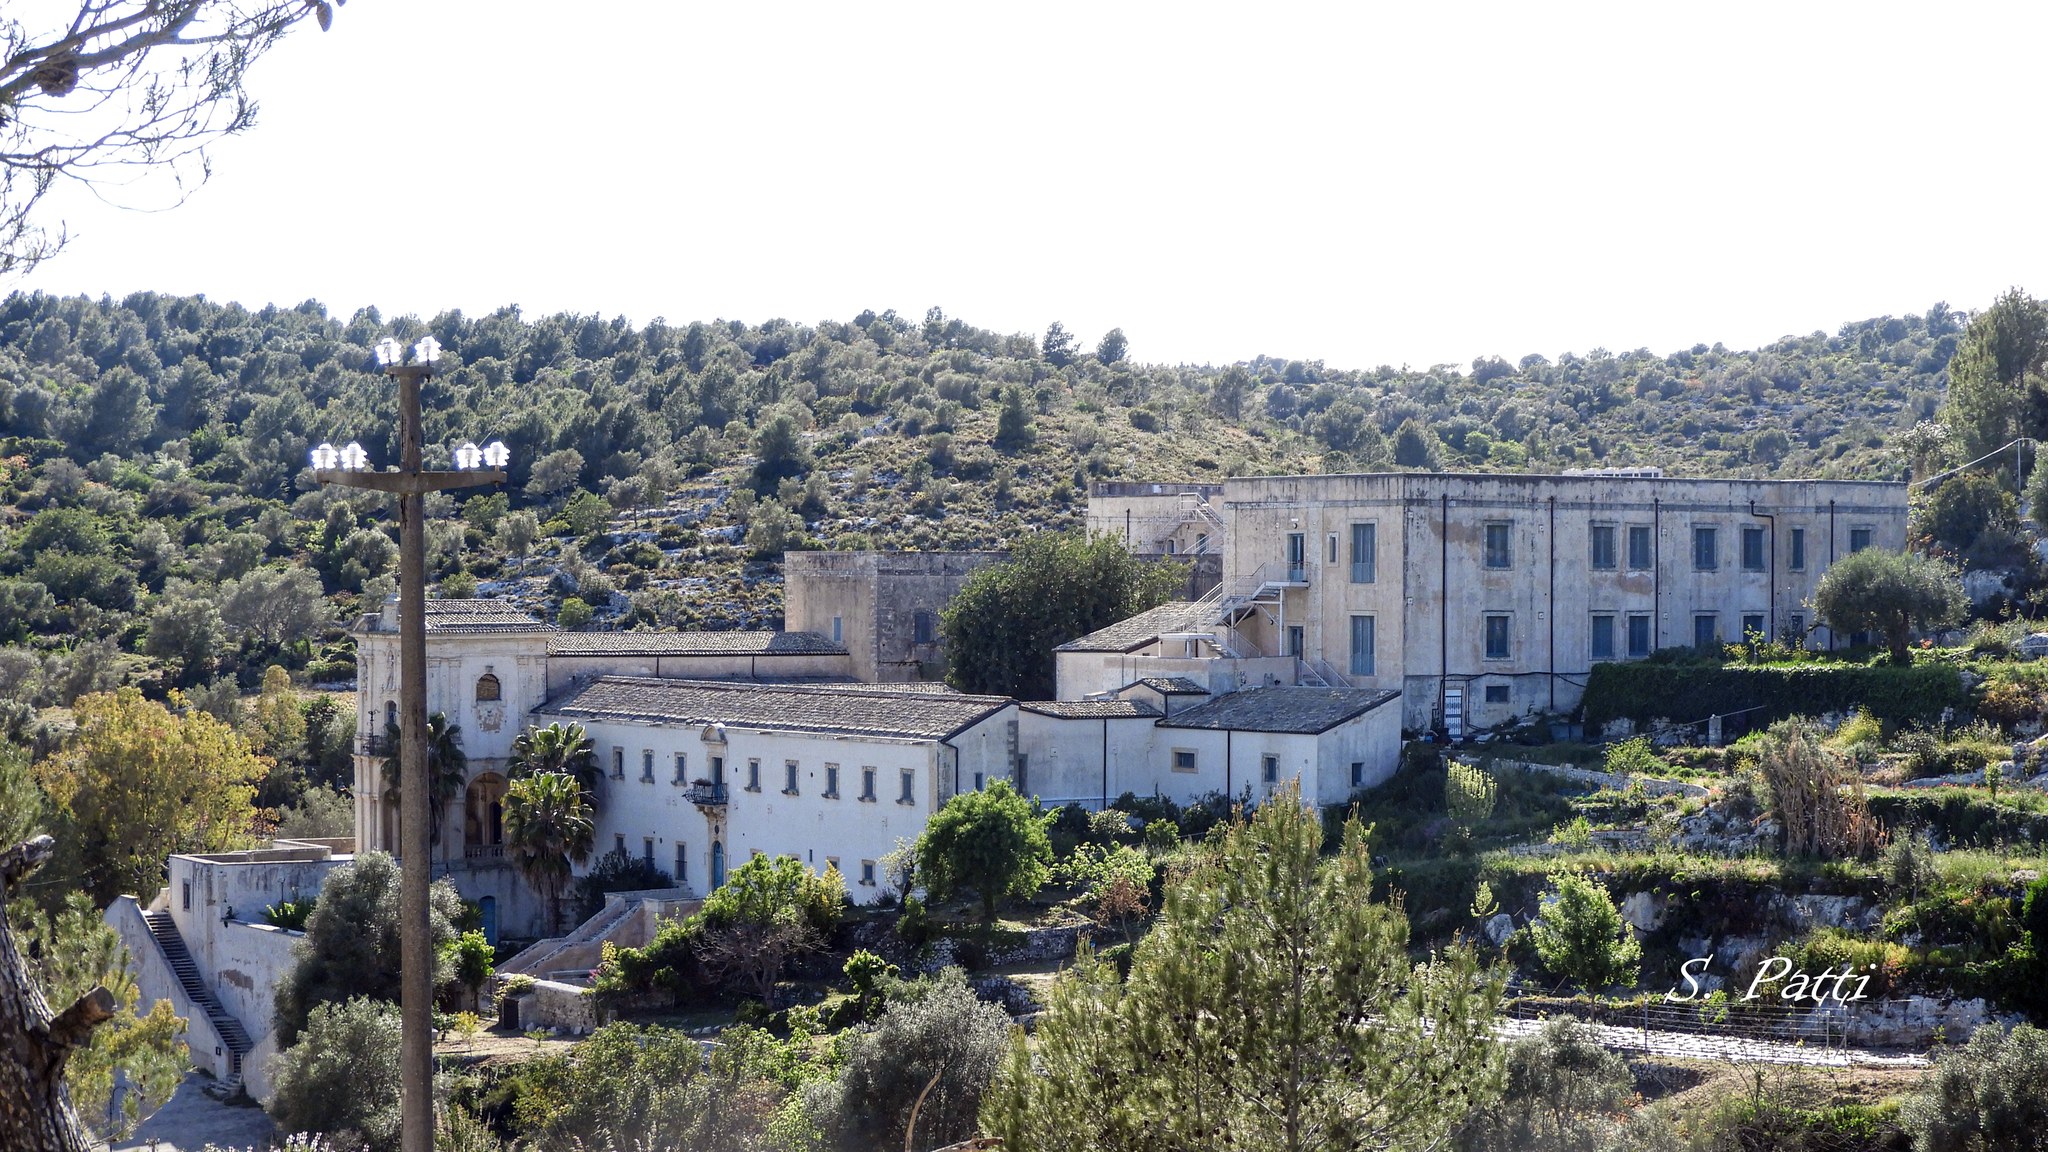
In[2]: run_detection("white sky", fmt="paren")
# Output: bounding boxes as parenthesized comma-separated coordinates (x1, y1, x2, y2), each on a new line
(19, 2, 2048, 370)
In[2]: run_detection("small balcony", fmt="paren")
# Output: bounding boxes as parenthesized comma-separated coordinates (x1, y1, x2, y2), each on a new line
(684, 781, 728, 808)
(359, 735, 390, 756)
(463, 843, 506, 861)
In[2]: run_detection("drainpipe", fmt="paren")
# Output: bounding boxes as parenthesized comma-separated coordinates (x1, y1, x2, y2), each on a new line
(1101, 716, 1109, 810)
(1750, 500, 1776, 641)
(1547, 496, 1556, 712)
(1828, 499, 1837, 650)
(1225, 728, 1233, 799)
(1652, 498, 1661, 651)
(1439, 493, 1449, 726)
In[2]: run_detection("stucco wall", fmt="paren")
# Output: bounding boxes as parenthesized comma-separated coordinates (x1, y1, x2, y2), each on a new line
(1015, 712, 1158, 808)
(544, 651, 852, 694)
(105, 896, 235, 1092)
(784, 551, 1003, 682)
(550, 706, 1017, 904)
(1221, 474, 1908, 731)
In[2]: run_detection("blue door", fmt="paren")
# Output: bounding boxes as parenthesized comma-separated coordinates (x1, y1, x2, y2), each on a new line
(479, 896, 498, 947)
(711, 841, 725, 889)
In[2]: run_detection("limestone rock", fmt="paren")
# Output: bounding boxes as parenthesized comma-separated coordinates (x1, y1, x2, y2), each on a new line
(1484, 913, 1515, 947)
(1619, 891, 1665, 933)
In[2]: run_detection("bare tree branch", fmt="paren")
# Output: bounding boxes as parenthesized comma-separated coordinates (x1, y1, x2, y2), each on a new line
(0, 1, 342, 275)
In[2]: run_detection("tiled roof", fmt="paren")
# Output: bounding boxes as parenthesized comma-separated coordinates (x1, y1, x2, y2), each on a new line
(1054, 602, 1205, 653)
(536, 677, 1010, 741)
(548, 631, 846, 657)
(352, 598, 554, 634)
(1157, 687, 1400, 735)
(1018, 700, 1162, 719)
(1126, 676, 1209, 695)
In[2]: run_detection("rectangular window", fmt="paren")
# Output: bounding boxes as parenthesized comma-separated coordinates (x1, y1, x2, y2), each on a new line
(1350, 761, 1365, 788)
(1349, 615, 1375, 677)
(1627, 525, 1653, 570)
(1694, 614, 1719, 649)
(1350, 522, 1376, 583)
(1016, 753, 1028, 795)
(614, 833, 626, 855)
(1285, 532, 1306, 581)
(824, 763, 840, 798)
(1742, 613, 1765, 638)
(973, 772, 983, 791)
(1789, 613, 1805, 641)
(746, 759, 761, 792)
(1693, 526, 1718, 570)
(1627, 613, 1652, 658)
(643, 837, 654, 866)
(860, 861, 877, 887)
(860, 766, 876, 802)
(1484, 684, 1511, 704)
(710, 755, 723, 783)
(1789, 527, 1806, 570)
(641, 750, 654, 783)
(1286, 626, 1303, 658)
(1484, 522, 1512, 568)
(783, 760, 799, 796)
(181, 880, 190, 911)
(831, 615, 843, 644)
(898, 769, 915, 805)
(1741, 527, 1765, 571)
(673, 752, 687, 784)
(1327, 534, 1337, 564)
(1172, 749, 1197, 773)
(1590, 525, 1617, 570)
(825, 856, 839, 875)
(675, 843, 687, 883)
(914, 611, 937, 645)
(611, 748, 625, 780)
(1850, 527, 1873, 552)
(1262, 755, 1279, 784)
(1590, 614, 1615, 660)
(1484, 614, 1510, 659)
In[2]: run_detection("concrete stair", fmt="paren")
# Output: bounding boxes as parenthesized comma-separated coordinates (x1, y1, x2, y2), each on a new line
(142, 911, 249, 1087)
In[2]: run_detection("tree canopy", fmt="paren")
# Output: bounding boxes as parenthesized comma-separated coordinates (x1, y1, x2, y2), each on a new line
(1811, 547, 1967, 663)
(940, 532, 1187, 699)
(914, 780, 1052, 924)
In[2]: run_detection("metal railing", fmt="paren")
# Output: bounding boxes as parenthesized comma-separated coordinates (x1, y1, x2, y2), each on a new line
(463, 844, 506, 860)
(684, 781, 729, 807)
(358, 735, 390, 756)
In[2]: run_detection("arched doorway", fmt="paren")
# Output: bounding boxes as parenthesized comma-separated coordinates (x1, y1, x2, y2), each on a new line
(464, 772, 509, 859)
(711, 840, 725, 889)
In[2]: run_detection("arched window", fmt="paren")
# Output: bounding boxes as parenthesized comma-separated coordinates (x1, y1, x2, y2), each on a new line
(475, 674, 501, 702)
(385, 701, 397, 731)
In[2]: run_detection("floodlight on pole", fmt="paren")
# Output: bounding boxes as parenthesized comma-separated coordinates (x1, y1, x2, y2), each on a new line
(454, 442, 482, 470)
(339, 442, 370, 471)
(374, 337, 402, 367)
(310, 443, 339, 471)
(481, 441, 510, 469)
(414, 335, 441, 365)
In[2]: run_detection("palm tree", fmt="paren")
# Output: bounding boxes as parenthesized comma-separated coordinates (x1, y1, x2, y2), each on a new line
(381, 711, 470, 850)
(509, 721, 602, 812)
(503, 771, 594, 934)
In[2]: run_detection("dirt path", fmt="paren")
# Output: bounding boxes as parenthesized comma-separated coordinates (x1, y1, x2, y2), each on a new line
(114, 1072, 275, 1152)
(1493, 1015, 1930, 1067)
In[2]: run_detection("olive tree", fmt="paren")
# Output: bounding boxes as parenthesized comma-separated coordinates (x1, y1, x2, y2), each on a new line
(1811, 547, 1966, 663)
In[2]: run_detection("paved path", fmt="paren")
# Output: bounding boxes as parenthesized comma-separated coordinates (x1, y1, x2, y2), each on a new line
(1493, 1015, 1930, 1068)
(114, 1072, 275, 1152)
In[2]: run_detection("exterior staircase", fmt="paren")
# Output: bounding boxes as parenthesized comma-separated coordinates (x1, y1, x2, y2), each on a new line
(142, 911, 249, 1086)
(1174, 494, 1227, 554)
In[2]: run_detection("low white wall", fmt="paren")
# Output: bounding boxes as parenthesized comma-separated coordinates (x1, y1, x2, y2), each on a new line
(105, 896, 233, 1089)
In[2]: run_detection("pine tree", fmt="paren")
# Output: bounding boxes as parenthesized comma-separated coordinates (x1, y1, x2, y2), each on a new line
(983, 784, 1507, 1151)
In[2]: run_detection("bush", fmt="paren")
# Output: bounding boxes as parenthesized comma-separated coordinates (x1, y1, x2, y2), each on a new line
(1529, 873, 1640, 992)
(1446, 760, 1499, 826)
(1755, 718, 1883, 859)
(1455, 1019, 1631, 1152)
(1581, 660, 1967, 729)
(806, 968, 1023, 1152)
(270, 998, 402, 1152)
(1900, 1024, 2048, 1150)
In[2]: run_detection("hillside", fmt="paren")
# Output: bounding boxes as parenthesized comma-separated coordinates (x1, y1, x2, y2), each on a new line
(0, 291, 1962, 720)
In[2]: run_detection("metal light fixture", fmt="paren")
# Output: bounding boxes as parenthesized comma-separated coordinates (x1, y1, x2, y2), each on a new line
(339, 442, 370, 471)
(413, 335, 441, 365)
(310, 442, 339, 470)
(481, 441, 510, 468)
(453, 442, 482, 470)
(374, 336, 402, 367)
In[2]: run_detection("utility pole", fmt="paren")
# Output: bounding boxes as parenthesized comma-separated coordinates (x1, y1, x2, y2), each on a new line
(311, 336, 505, 1152)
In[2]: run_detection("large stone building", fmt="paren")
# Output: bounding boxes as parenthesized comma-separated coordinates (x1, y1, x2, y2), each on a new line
(1072, 471, 1909, 733)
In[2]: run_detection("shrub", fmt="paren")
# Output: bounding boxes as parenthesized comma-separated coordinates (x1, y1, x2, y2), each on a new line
(1454, 1019, 1631, 1152)
(806, 969, 1012, 1152)
(265, 898, 315, 931)
(1529, 873, 1640, 992)
(1755, 718, 1884, 859)
(1446, 760, 1499, 826)
(567, 847, 674, 925)
(270, 998, 402, 1152)
(1581, 660, 1967, 729)
(1900, 1024, 2048, 1150)
(1602, 736, 1662, 777)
